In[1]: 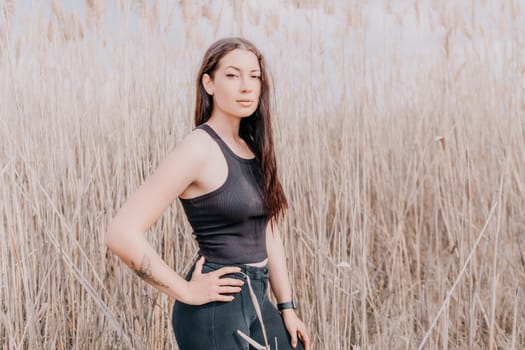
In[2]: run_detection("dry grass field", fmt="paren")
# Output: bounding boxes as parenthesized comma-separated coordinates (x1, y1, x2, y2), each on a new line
(1, 1, 524, 349)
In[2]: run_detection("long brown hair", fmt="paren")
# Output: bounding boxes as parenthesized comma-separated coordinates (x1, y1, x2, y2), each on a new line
(194, 37, 288, 223)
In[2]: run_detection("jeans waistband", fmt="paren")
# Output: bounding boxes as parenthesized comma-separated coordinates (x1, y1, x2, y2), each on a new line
(203, 261, 269, 280)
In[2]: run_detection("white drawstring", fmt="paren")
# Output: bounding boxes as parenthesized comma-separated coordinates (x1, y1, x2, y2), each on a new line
(235, 272, 274, 350)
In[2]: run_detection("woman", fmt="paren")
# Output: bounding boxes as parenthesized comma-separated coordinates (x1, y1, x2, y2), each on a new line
(105, 37, 310, 350)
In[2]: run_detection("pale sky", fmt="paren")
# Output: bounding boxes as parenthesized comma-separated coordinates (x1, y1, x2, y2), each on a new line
(5, 0, 524, 104)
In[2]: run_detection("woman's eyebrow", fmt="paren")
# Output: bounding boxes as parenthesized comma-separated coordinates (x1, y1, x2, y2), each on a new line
(224, 65, 261, 73)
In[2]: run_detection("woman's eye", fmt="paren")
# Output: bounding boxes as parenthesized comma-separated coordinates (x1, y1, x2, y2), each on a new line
(226, 74, 237, 78)
(252, 76, 261, 79)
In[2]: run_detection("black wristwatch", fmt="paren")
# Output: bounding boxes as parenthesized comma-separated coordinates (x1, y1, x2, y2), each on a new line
(277, 299, 297, 311)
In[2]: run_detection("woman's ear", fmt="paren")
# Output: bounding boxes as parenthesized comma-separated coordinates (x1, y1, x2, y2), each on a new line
(202, 73, 214, 96)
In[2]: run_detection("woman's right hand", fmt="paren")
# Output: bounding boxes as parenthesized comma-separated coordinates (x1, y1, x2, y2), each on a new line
(182, 256, 245, 305)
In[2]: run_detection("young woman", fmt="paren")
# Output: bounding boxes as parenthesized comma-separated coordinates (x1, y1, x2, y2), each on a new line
(105, 37, 310, 350)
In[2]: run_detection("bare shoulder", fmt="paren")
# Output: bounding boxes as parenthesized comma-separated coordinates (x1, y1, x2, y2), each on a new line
(184, 127, 214, 150)
(164, 128, 212, 166)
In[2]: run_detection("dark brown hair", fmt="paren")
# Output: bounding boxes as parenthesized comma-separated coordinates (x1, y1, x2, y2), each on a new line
(194, 37, 288, 223)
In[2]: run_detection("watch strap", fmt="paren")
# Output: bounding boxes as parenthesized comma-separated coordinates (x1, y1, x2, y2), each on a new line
(277, 300, 297, 311)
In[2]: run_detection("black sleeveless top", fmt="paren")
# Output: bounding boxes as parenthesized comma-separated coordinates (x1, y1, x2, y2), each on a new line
(178, 124, 269, 264)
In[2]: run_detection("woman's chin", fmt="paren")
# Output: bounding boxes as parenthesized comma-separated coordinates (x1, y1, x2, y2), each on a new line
(238, 112, 256, 118)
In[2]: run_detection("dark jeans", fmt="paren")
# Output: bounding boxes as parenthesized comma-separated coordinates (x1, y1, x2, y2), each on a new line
(172, 257, 305, 350)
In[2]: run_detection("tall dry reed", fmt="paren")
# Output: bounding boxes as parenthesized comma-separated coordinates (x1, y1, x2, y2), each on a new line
(1, 1, 524, 349)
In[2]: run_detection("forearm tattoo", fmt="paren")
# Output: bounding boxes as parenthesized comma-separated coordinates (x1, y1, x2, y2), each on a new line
(131, 255, 169, 289)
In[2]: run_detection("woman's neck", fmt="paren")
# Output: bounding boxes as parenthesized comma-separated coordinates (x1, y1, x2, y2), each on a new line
(206, 115, 242, 140)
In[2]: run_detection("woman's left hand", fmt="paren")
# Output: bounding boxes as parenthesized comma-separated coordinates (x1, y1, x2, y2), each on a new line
(281, 309, 310, 349)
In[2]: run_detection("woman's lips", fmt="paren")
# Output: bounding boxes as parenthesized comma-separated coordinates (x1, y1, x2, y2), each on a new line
(237, 100, 253, 107)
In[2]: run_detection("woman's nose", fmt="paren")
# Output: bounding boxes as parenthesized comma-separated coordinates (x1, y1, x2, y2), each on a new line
(239, 77, 252, 92)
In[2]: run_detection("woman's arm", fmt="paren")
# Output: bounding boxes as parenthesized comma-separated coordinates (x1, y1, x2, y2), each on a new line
(266, 220, 310, 349)
(105, 130, 244, 305)
(266, 220, 293, 303)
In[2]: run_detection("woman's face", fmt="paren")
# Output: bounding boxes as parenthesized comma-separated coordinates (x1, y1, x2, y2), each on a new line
(203, 49, 262, 119)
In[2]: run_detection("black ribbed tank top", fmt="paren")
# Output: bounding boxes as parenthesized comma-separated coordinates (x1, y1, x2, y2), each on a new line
(178, 124, 269, 264)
